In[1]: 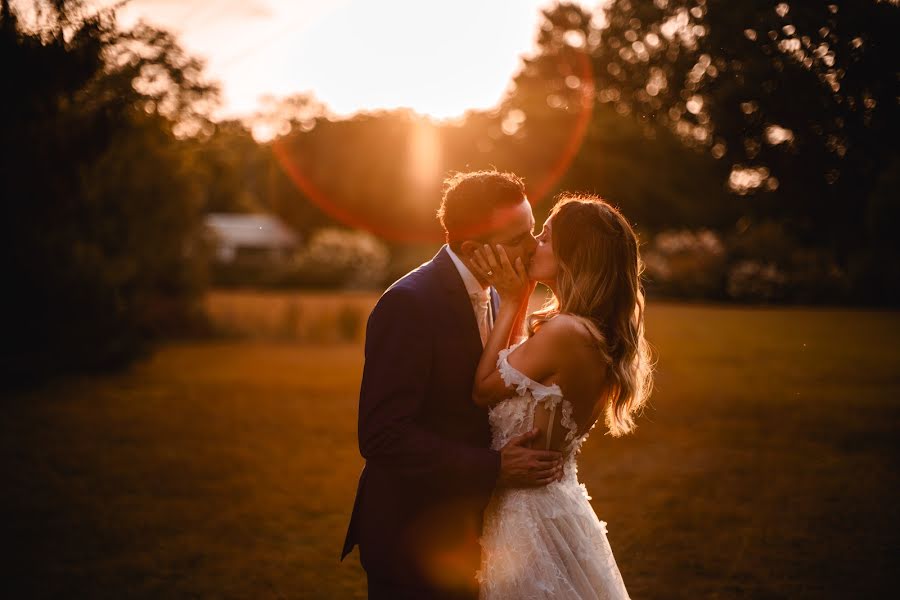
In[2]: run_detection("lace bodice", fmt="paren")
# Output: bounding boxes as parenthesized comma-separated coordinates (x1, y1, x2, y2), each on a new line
(488, 340, 591, 462)
(478, 341, 631, 599)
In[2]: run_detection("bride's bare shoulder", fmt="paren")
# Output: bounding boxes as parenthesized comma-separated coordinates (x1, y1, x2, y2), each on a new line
(532, 314, 594, 352)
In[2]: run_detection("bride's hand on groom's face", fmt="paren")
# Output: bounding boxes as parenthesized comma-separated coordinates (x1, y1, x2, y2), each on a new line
(472, 244, 532, 304)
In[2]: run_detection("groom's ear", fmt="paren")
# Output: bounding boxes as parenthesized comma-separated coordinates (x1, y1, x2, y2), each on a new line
(458, 240, 480, 261)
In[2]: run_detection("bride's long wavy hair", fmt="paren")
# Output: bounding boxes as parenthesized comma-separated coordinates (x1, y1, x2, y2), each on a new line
(527, 194, 654, 437)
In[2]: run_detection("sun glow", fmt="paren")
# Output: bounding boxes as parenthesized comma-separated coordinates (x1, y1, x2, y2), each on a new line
(89, 0, 588, 121)
(408, 120, 442, 190)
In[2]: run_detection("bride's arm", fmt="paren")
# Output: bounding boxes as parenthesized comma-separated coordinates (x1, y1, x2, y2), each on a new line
(471, 245, 545, 408)
(473, 300, 525, 408)
(474, 312, 572, 409)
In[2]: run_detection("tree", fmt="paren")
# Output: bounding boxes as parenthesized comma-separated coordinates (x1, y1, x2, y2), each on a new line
(591, 0, 900, 255)
(510, 0, 899, 301)
(496, 1, 737, 232)
(1, 0, 219, 383)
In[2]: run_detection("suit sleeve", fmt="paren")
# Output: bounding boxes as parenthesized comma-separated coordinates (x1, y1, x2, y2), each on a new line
(358, 287, 500, 491)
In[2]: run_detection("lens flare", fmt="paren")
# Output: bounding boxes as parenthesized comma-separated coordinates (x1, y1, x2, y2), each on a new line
(272, 51, 595, 243)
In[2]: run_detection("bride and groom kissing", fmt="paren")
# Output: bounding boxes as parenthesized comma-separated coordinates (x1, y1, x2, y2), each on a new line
(341, 170, 653, 599)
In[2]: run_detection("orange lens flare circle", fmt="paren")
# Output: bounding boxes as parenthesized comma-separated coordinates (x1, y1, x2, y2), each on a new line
(272, 51, 595, 243)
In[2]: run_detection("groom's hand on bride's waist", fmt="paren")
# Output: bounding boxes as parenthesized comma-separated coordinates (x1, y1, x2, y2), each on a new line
(498, 428, 564, 488)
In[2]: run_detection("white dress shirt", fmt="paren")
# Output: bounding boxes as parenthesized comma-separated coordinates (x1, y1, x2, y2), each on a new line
(446, 246, 494, 347)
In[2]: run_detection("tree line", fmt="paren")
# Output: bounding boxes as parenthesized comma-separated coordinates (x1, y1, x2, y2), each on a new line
(3, 0, 898, 383)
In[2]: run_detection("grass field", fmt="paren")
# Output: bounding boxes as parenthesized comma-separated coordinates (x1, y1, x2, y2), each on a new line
(3, 293, 899, 599)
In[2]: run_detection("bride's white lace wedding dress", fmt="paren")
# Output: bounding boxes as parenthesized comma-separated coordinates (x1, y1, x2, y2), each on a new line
(477, 341, 631, 600)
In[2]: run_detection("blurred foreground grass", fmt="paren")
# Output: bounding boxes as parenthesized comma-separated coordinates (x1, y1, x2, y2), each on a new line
(3, 292, 899, 599)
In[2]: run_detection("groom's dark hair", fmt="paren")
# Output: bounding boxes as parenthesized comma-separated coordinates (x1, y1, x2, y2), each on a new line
(437, 170, 526, 247)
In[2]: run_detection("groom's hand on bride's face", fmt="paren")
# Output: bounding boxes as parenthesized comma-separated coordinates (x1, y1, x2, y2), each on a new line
(498, 428, 564, 488)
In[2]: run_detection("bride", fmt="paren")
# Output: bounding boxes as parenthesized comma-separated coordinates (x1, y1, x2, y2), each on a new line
(469, 193, 653, 599)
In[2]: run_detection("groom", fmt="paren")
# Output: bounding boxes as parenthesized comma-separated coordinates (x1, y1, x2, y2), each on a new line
(341, 170, 564, 599)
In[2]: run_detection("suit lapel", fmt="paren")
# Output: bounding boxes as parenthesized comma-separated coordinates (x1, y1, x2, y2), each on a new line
(432, 246, 484, 356)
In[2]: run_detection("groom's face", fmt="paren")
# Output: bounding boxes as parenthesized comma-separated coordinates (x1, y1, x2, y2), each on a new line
(460, 198, 537, 276)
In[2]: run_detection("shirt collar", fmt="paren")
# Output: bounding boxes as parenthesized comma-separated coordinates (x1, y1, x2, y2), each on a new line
(446, 245, 490, 301)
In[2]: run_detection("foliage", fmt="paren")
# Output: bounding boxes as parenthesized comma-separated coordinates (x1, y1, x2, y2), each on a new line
(5, 0, 896, 360)
(643, 222, 853, 303)
(1, 0, 218, 383)
(505, 0, 898, 302)
(292, 228, 390, 289)
(250, 1, 897, 303)
(643, 229, 728, 298)
(583, 0, 899, 231)
(208, 226, 390, 290)
(498, 2, 737, 231)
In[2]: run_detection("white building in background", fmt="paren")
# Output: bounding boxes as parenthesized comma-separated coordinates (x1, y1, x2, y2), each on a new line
(204, 213, 300, 265)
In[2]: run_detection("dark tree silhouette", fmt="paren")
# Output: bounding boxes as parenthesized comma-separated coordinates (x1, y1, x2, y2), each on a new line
(595, 1, 896, 253)
(1, 0, 219, 384)
(509, 0, 898, 301)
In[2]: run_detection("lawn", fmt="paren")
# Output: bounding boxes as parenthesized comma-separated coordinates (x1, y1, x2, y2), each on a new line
(3, 295, 899, 599)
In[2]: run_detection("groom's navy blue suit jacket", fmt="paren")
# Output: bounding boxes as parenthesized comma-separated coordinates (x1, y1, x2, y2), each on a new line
(342, 245, 501, 591)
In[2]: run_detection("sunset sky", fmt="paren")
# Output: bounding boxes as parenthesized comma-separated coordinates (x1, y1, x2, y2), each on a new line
(80, 0, 597, 121)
